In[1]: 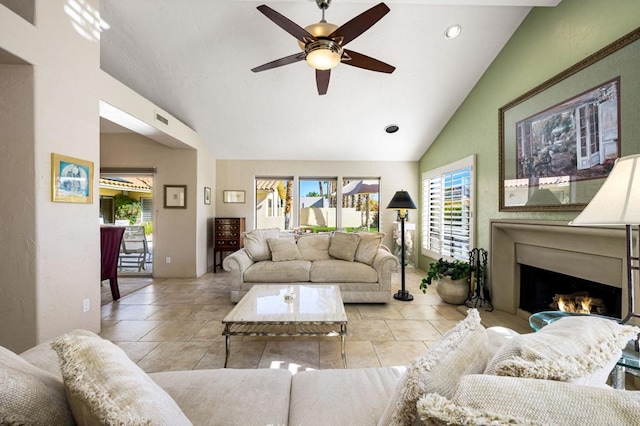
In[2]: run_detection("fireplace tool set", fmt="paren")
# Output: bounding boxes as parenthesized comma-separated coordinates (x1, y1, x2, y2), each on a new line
(466, 248, 493, 311)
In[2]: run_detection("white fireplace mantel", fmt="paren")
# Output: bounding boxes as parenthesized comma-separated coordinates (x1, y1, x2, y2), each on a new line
(489, 219, 635, 320)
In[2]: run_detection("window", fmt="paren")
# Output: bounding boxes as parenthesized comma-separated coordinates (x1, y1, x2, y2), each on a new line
(255, 177, 294, 230)
(422, 155, 475, 261)
(341, 178, 380, 231)
(99, 196, 114, 224)
(299, 178, 337, 232)
(141, 197, 153, 223)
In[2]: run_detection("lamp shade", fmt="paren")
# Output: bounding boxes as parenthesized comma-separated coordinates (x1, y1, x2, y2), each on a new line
(387, 190, 417, 210)
(570, 154, 640, 226)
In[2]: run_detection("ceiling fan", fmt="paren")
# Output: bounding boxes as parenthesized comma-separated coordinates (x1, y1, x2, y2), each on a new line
(251, 0, 395, 95)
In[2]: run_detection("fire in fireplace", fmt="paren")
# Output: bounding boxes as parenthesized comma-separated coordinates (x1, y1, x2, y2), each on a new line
(519, 265, 622, 318)
(550, 292, 607, 314)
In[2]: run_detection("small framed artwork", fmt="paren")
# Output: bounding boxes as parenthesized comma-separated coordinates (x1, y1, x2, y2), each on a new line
(223, 190, 246, 203)
(51, 153, 94, 203)
(204, 187, 211, 205)
(164, 185, 187, 208)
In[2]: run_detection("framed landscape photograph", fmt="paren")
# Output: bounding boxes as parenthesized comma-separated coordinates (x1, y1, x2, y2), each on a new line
(223, 190, 245, 203)
(499, 27, 639, 212)
(51, 153, 94, 203)
(164, 185, 187, 208)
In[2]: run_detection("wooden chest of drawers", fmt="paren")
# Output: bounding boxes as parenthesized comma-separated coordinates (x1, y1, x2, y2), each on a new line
(214, 217, 245, 272)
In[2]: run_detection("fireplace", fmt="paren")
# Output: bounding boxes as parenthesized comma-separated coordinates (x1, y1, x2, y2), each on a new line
(519, 265, 622, 318)
(489, 220, 634, 321)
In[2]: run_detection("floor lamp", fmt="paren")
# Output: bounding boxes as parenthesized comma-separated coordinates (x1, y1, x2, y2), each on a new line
(570, 154, 640, 348)
(387, 190, 417, 301)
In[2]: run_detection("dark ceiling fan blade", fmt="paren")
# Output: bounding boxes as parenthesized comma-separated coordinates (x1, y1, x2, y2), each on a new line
(342, 49, 395, 73)
(329, 2, 390, 47)
(257, 5, 313, 43)
(251, 52, 306, 73)
(316, 69, 330, 95)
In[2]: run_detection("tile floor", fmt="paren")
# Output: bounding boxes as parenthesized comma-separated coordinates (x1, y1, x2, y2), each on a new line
(100, 267, 532, 374)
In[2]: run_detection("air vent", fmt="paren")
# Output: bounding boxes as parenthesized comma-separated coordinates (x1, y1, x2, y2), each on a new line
(155, 113, 169, 125)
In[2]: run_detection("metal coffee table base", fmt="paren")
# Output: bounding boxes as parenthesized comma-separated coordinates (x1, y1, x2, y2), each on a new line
(223, 322, 347, 368)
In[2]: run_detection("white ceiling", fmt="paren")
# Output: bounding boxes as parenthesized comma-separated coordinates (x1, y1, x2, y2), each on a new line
(99, 0, 561, 161)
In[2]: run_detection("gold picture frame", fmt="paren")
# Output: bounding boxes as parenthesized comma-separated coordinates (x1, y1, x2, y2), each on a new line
(51, 153, 94, 203)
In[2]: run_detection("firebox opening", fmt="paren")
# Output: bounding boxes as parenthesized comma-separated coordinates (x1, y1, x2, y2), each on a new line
(519, 264, 622, 319)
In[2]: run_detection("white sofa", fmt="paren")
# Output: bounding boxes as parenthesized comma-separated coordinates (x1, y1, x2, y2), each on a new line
(223, 229, 399, 303)
(2, 311, 640, 425)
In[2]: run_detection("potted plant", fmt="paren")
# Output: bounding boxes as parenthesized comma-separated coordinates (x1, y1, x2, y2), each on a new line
(420, 258, 470, 304)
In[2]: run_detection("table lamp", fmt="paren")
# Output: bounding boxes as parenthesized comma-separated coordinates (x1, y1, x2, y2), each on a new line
(387, 190, 417, 301)
(570, 154, 640, 328)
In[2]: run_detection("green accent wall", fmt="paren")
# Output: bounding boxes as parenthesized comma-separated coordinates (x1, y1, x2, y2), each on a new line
(418, 0, 640, 271)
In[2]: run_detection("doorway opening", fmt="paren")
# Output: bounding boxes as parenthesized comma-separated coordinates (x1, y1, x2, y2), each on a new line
(99, 170, 154, 276)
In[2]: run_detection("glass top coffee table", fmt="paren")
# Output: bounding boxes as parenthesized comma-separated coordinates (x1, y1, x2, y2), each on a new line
(222, 284, 348, 368)
(529, 311, 640, 389)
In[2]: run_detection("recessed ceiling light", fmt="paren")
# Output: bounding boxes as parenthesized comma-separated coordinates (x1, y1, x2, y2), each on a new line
(444, 24, 462, 40)
(385, 125, 399, 134)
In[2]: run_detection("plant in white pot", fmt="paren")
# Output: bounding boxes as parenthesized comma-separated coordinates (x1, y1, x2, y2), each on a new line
(420, 258, 470, 305)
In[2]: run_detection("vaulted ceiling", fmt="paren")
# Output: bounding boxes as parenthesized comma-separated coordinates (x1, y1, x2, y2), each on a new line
(99, 0, 561, 161)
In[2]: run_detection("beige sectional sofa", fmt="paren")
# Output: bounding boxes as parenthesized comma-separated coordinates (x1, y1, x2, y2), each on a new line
(222, 229, 399, 303)
(2, 310, 640, 425)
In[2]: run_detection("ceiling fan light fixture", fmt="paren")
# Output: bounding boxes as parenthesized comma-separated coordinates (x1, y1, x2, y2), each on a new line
(297, 21, 339, 50)
(305, 39, 343, 70)
(305, 21, 339, 38)
(444, 24, 462, 40)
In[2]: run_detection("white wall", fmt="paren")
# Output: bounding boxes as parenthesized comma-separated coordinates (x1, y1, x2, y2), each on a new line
(215, 160, 419, 254)
(196, 141, 216, 273)
(0, 63, 36, 351)
(0, 0, 101, 351)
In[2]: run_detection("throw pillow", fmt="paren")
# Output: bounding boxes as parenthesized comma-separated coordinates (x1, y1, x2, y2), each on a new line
(354, 232, 385, 265)
(377, 309, 489, 426)
(328, 232, 361, 262)
(297, 233, 331, 261)
(419, 374, 640, 426)
(417, 393, 542, 426)
(0, 346, 75, 425)
(267, 237, 303, 262)
(51, 332, 192, 426)
(244, 228, 280, 261)
(484, 316, 639, 384)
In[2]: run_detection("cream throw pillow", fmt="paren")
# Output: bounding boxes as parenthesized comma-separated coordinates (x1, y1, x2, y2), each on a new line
(297, 234, 331, 261)
(484, 316, 639, 384)
(355, 232, 385, 265)
(418, 374, 640, 426)
(377, 309, 489, 426)
(0, 346, 75, 425)
(267, 237, 303, 262)
(417, 393, 542, 426)
(328, 232, 361, 262)
(244, 228, 280, 261)
(52, 332, 192, 426)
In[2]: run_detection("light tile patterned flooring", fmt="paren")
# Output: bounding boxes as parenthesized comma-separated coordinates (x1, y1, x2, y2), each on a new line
(100, 267, 532, 374)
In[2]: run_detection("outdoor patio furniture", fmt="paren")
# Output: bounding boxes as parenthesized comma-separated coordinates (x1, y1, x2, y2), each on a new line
(119, 226, 149, 272)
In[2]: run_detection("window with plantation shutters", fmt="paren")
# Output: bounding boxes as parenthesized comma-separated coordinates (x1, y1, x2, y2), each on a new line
(422, 155, 475, 261)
